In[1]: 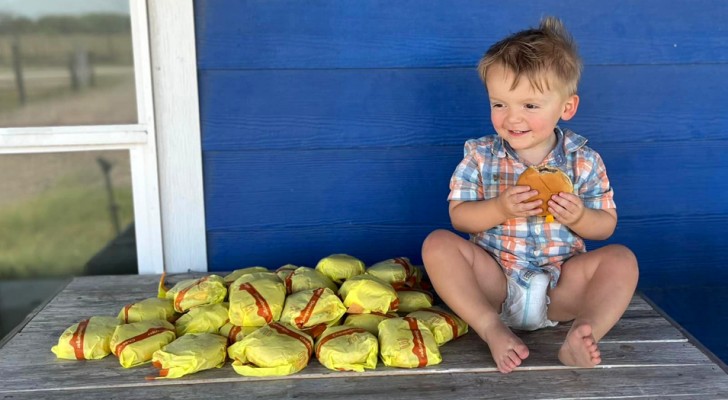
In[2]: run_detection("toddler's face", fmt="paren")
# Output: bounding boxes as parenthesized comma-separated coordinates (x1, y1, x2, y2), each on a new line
(485, 65, 578, 163)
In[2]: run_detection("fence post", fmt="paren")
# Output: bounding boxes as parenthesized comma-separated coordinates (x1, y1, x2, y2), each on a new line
(11, 36, 26, 105)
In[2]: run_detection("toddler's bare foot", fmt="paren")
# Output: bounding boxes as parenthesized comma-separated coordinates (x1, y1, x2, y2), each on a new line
(558, 322, 602, 367)
(478, 320, 530, 374)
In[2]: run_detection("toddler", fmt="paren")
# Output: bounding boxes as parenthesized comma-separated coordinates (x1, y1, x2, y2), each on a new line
(422, 16, 639, 374)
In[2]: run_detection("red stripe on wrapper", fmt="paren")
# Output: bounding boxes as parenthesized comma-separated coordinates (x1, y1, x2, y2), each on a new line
(113, 327, 174, 357)
(294, 288, 324, 328)
(239, 282, 273, 323)
(70, 319, 90, 360)
(314, 327, 367, 355)
(423, 308, 460, 338)
(174, 276, 210, 312)
(269, 322, 313, 357)
(404, 317, 428, 367)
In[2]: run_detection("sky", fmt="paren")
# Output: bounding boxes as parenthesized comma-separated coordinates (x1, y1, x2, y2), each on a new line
(0, 0, 129, 19)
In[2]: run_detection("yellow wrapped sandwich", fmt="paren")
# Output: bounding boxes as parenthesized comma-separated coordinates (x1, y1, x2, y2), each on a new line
(118, 298, 177, 324)
(223, 266, 269, 286)
(228, 322, 313, 377)
(280, 287, 346, 336)
(366, 257, 418, 289)
(151, 333, 227, 379)
(51, 316, 120, 360)
(174, 302, 229, 336)
(338, 274, 399, 314)
(406, 307, 469, 346)
(219, 322, 259, 345)
(228, 273, 285, 326)
(164, 275, 227, 313)
(315, 254, 365, 284)
(315, 326, 378, 372)
(275, 264, 299, 281)
(110, 319, 176, 368)
(395, 288, 434, 313)
(342, 312, 397, 336)
(378, 317, 441, 368)
(281, 266, 338, 294)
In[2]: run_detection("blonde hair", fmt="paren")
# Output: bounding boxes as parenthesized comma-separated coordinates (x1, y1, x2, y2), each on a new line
(477, 16, 582, 95)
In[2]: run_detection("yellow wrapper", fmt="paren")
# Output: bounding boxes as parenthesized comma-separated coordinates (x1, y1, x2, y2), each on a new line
(411, 265, 425, 287)
(223, 266, 269, 286)
(117, 298, 177, 324)
(342, 312, 397, 336)
(315, 326, 378, 372)
(165, 275, 227, 313)
(228, 273, 285, 326)
(366, 257, 418, 289)
(110, 320, 176, 368)
(395, 288, 434, 313)
(275, 264, 299, 281)
(378, 317, 441, 368)
(175, 302, 229, 336)
(280, 288, 346, 334)
(219, 322, 259, 345)
(338, 274, 398, 314)
(406, 307, 469, 346)
(281, 266, 338, 294)
(228, 322, 313, 377)
(234, 271, 280, 284)
(151, 333, 227, 379)
(51, 316, 120, 360)
(315, 254, 365, 284)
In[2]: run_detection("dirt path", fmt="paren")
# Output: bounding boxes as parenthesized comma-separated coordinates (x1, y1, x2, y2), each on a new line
(0, 72, 136, 207)
(0, 71, 136, 127)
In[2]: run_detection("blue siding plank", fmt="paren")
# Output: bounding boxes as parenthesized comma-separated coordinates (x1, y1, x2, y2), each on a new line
(641, 286, 728, 363)
(203, 147, 458, 230)
(200, 65, 728, 151)
(206, 223, 442, 271)
(203, 141, 728, 230)
(206, 214, 728, 281)
(195, 0, 728, 69)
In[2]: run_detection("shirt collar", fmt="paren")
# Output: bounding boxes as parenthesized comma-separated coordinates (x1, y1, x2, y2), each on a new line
(491, 126, 587, 166)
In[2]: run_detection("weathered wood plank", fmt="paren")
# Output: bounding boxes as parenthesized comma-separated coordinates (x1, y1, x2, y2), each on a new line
(4, 365, 728, 399)
(0, 340, 714, 393)
(1, 275, 725, 399)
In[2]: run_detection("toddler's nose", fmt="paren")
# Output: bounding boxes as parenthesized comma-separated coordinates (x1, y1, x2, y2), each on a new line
(506, 109, 523, 123)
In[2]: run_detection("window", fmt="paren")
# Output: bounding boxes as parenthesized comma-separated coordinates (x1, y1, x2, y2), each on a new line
(0, 1, 207, 341)
(0, 0, 163, 278)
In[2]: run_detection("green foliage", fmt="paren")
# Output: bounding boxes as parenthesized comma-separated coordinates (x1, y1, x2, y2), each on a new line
(0, 13, 130, 35)
(0, 183, 134, 279)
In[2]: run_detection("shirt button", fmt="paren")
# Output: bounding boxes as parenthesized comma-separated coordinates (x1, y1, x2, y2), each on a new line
(534, 250, 540, 256)
(535, 225, 542, 234)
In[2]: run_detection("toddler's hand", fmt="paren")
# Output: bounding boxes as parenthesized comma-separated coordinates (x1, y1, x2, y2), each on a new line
(548, 192, 584, 226)
(496, 186, 543, 219)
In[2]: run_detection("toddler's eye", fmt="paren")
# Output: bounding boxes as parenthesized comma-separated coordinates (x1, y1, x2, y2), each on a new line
(491, 103, 504, 109)
(524, 104, 539, 110)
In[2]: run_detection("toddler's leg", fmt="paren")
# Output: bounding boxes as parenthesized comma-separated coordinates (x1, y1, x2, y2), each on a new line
(547, 244, 639, 367)
(422, 229, 529, 373)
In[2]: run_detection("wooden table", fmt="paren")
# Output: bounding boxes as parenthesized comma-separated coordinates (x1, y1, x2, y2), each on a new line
(2, 274, 728, 399)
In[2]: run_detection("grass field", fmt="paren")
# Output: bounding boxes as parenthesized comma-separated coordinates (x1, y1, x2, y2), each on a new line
(0, 153, 134, 279)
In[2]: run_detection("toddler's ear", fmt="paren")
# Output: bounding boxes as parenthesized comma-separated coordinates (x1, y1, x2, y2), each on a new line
(560, 94, 579, 121)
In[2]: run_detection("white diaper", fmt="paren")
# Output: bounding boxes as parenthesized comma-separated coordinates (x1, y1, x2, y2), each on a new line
(500, 271, 558, 331)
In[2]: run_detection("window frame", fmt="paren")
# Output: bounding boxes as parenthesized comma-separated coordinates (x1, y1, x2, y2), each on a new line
(0, 0, 207, 274)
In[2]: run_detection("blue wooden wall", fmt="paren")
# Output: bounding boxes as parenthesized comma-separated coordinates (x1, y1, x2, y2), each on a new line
(194, 0, 728, 293)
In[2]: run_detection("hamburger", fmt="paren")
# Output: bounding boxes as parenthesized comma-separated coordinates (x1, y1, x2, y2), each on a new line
(516, 166, 573, 219)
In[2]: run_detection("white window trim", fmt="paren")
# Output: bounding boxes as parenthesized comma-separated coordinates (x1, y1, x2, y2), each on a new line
(147, 0, 208, 273)
(0, 0, 207, 274)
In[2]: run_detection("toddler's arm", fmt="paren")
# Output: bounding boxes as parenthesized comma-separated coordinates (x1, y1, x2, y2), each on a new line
(449, 186, 542, 233)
